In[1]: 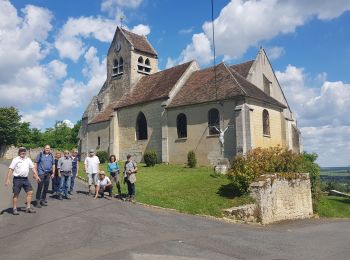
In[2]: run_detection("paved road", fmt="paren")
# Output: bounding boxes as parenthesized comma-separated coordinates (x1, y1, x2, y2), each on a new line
(0, 162, 349, 260)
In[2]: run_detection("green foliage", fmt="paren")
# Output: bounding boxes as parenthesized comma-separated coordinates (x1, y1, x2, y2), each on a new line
(318, 196, 350, 218)
(0, 107, 21, 146)
(299, 152, 321, 212)
(143, 150, 157, 166)
(96, 150, 108, 163)
(187, 150, 197, 168)
(228, 147, 302, 195)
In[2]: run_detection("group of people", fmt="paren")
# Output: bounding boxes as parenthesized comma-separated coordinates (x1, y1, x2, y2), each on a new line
(84, 149, 137, 201)
(5, 145, 138, 215)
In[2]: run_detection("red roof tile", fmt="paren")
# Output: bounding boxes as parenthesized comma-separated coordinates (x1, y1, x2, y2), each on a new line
(230, 60, 254, 78)
(121, 29, 157, 56)
(114, 61, 193, 109)
(168, 63, 286, 108)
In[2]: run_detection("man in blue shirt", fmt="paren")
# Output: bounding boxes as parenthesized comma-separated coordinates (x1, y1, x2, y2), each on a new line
(35, 144, 55, 207)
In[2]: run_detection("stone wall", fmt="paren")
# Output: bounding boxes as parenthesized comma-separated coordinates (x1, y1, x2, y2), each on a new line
(225, 173, 313, 224)
(250, 173, 313, 224)
(167, 100, 237, 166)
(0, 145, 61, 160)
(116, 100, 164, 163)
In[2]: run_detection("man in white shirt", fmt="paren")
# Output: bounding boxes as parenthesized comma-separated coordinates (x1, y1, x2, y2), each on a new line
(84, 149, 100, 195)
(5, 147, 40, 215)
(94, 171, 112, 199)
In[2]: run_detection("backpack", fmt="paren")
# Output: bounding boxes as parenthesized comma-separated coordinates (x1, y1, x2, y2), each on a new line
(37, 151, 54, 171)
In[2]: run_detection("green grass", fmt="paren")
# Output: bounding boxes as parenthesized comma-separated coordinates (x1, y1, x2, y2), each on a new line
(78, 163, 253, 217)
(318, 196, 350, 218)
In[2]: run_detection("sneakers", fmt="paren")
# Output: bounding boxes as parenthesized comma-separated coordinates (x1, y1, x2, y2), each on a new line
(26, 208, 36, 213)
(35, 201, 42, 208)
(40, 201, 48, 207)
(65, 196, 71, 200)
(58, 195, 63, 200)
(13, 208, 19, 215)
(105, 196, 112, 200)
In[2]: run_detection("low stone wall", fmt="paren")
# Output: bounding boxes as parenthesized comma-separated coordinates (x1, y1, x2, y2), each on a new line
(225, 173, 313, 224)
(0, 145, 60, 160)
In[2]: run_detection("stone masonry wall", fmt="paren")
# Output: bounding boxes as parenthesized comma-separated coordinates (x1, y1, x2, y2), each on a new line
(250, 173, 313, 224)
(116, 100, 163, 162)
(0, 145, 61, 160)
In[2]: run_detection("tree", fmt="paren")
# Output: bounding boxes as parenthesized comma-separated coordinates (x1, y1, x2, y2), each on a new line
(0, 107, 21, 146)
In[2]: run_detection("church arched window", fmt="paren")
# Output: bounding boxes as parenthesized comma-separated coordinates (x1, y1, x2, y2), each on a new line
(263, 109, 270, 136)
(144, 58, 151, 73)
(208, 108, 220, 135)
(112, 59, 118, 77)
(176, 113, 187, 138)
(136, 112, 148, 140)
(138, 56, 144, 64)
(119, 57, 124, 74)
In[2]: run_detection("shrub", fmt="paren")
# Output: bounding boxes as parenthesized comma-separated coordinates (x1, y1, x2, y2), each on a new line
(144, 150, 157, 166)
(228, 147, 302, 195)
(299, 152, 321, 212)
(187, 150, 197, 168)
(96, 150, 108, 163)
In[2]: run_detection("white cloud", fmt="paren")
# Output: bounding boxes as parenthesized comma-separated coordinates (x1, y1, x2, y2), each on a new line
(22, 104, 58, 129)
(55, 16, 116, 61)
(101, 0, 142, 17)
(166, 33, 213, 68)
(179, 27, 194, 34)
(59, 47, 107, 108)
(48, 60, 67, 79)
(266, 46, 285, 60)
(131, 24, 150, 36)
(169, 0, 350, 65)
(62, 119, 75, 128)
(276, 65, 350, 166)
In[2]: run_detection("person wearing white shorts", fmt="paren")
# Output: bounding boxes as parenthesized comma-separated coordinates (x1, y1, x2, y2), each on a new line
(84, 149, 100, 195)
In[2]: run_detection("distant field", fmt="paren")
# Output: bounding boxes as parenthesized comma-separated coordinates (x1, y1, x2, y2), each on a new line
(318, 196, 350, 218)
(320, 167, 350, 177)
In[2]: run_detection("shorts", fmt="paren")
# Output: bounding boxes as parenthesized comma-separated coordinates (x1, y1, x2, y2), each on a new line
(110, 171, 120, 183)
(13, 177, 33, 194)
(88, 173, 98, 186)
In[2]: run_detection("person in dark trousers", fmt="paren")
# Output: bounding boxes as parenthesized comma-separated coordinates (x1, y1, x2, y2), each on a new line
(52, 151, 62, 196)
(107, 155, 121, 197)
(94, 171, 112, 199)
(5, 147, 40, 215)
(124, 154, 138, 202)
(70, 149, 79, 194)
(35, 144, 55, 208)
(57, 150, 73, 200)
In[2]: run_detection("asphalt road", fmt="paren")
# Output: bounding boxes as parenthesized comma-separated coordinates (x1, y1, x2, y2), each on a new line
(0, 162, 349, 260)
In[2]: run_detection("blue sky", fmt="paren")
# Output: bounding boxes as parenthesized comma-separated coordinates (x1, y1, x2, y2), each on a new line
(1, 0, 350, 166)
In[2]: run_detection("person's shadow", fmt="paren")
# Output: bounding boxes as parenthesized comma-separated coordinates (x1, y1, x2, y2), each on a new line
(0, 206, 31, 215)
(76, 190, 90, 196)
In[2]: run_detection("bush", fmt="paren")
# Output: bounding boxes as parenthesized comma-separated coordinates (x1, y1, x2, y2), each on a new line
(300, 152, 321, 212)
(187, 150, 197, 168)
(96, 150, 108, 163)
(144, 150, 157, 166)
(228, 147, 302, 195)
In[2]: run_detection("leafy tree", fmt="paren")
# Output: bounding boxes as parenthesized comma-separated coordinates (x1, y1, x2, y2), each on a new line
(0, 107, 21, 146)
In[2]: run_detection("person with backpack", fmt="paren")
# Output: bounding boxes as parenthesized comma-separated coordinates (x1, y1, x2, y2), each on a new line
(52, 151, 62, 197)
(107, 154, 121, 198)
(124, 154, 138, 202)
(70, 149, 79, 194)
(5, 147, 40, 215)
(35, 144, 55, 208)
(57, 150, 73, 200)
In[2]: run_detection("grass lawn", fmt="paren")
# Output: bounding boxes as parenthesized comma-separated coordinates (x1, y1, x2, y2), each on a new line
(318, 196, 350, 218)
(78, 163, 253, 217)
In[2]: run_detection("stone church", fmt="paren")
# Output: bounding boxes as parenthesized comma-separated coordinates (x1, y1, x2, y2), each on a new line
(78, 26, 301, 165)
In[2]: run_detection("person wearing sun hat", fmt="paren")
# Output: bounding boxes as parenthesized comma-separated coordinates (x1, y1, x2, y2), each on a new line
(84, 149, 100, 195)
(5, 147, 40, 215)
(95, 171, 112, 199)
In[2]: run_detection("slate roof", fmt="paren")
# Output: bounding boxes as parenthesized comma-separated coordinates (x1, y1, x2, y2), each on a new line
(121, 29, 157, 56)
(168, 63, 286, 109)
(230, 60, 254, 78)
(114, 61, 193, 109)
